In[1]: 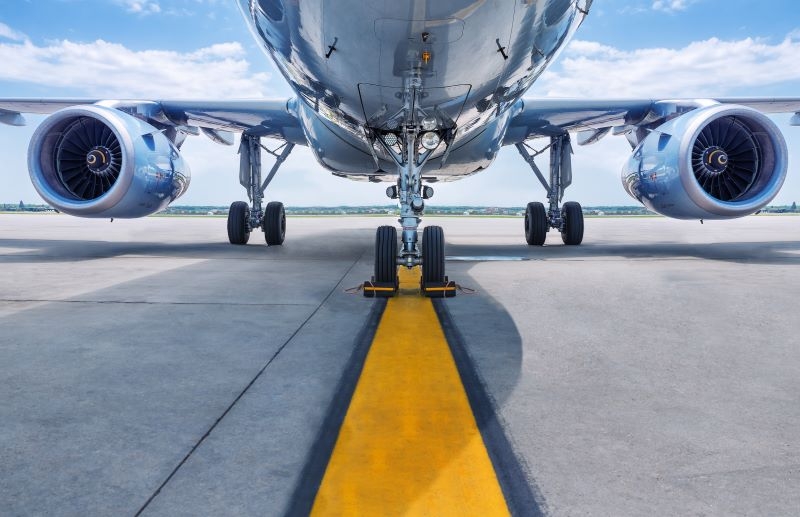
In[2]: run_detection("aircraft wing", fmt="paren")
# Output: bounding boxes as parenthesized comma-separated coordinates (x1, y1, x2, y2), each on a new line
(504, 97, 800, 146)
(0, 98, 305, 144)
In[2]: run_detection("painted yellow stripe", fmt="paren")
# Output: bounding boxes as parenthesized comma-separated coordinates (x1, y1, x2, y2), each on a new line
(311, 267, 510, 516)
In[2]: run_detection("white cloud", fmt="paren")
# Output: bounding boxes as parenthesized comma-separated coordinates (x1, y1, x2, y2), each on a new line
(117, 0, 227, 17)
(618, 6, 649, 15)
(536, 34, 800, 98)
(119, 1, 162, 15)
(0, 38, 271, 99)
(0, 22, 27, 42)
(652, 0, 692, 12)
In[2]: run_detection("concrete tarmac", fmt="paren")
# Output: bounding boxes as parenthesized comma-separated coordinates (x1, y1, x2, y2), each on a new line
(1, 213, 799, 516)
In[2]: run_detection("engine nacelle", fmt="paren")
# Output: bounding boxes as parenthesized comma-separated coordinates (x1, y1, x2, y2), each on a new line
(28, 105, 190, 218)
(622, 104, 787, 219)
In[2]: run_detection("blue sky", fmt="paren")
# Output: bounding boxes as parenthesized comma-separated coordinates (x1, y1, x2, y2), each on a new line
(1, 0, 799, 206)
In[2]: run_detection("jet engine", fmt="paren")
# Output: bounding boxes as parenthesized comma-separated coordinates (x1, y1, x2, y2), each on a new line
(622, 104, 787, 219)
(28, 105, 190, 218)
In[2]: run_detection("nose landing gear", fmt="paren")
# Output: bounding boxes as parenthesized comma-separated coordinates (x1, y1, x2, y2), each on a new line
(362, 76, 456, 298)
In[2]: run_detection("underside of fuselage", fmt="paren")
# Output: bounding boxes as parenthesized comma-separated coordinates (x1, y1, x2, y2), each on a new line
(238, 0, 588, 180)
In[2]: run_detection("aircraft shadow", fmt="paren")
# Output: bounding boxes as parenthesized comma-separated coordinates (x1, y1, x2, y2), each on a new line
(445, 240, 800, 266)
(0, 229, 375, 264)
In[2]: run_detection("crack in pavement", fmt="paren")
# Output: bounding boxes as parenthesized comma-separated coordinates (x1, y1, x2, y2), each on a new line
(134, 252, 366, 516)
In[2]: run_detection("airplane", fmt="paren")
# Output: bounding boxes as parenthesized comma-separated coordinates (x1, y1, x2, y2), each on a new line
(1, 0, 799, 294)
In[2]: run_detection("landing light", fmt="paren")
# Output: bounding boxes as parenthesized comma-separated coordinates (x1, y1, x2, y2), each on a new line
(420, 131, 440, 150)
(421, 116, 438, 131)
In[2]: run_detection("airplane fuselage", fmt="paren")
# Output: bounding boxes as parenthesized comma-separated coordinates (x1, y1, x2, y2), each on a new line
(237, 0, 587, 180)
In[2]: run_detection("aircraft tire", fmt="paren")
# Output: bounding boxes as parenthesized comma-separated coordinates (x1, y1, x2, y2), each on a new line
(525, 201, 548, 246)
(263, 201, 286, 245)
(561, 201, 584, 245)
(422, 225, 445, 284)
(374, 225, 397, 283)
(227, 201, 250, 245)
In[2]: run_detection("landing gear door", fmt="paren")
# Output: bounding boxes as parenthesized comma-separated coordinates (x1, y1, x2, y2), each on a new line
(357, 83, 471, 131)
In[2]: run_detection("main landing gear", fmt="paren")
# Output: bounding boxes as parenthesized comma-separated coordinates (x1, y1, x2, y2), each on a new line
(227, 133, 294, 246)
(516, 134, 584, 246)
(363, 74, 454, 298)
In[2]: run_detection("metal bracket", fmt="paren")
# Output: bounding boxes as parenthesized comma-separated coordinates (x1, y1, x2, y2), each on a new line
(438, 128, 457, 168)
(259, 142, 295, 194)
(364, 129, 383, 171)
(515, 142, 552, 192)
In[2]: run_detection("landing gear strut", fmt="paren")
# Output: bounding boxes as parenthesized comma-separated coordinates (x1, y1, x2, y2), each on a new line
(516, 134, 584, 246)
(227, 133, 294, 246)
(362, 73, 455, 297)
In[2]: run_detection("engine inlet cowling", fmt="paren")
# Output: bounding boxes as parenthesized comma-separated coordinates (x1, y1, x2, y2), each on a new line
(28, 105, 190, 218)
(55, 117, 123, 201)
(622, 104, 787, 219)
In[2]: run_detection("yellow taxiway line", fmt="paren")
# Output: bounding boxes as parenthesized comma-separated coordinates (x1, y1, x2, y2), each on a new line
(311, 267, 510, 515)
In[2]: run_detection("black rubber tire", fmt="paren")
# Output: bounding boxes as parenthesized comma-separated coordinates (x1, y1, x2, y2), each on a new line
(422, 225, 445, 284)
(227, 201, 250, 245)
(561, 201, 584, 245)
(524, 201, 548, 246)
(374, 226, 397, 283)
(263, 201, 286, 246)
